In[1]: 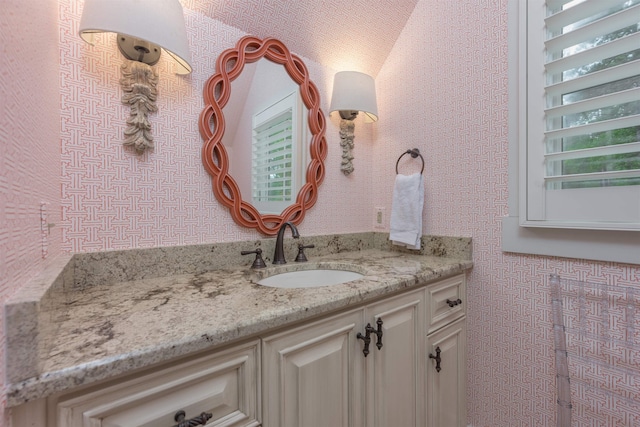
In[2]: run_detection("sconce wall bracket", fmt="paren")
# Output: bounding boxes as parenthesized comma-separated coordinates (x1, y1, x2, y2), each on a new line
(338, 110, 358, 120)
(117, 34, 161, 66)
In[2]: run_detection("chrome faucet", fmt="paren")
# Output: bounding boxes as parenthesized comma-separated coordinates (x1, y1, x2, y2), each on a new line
(273, 221, 299, 264)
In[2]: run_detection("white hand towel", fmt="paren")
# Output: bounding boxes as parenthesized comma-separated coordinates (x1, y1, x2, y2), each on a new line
(389, 173, 424, 250)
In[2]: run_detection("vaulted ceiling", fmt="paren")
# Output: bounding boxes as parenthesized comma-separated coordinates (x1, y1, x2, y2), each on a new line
(183, 0, 420, 77)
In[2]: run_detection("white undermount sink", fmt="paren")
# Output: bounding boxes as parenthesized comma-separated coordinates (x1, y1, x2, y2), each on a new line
(257, 267, 364, 288)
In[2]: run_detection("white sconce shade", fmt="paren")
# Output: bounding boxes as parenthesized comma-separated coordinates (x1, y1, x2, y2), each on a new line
(79, 0, 192, 74)
(329, 71, 378, 123)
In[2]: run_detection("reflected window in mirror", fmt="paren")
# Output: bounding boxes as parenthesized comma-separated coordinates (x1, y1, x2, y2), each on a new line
(251, 90, 309, 214)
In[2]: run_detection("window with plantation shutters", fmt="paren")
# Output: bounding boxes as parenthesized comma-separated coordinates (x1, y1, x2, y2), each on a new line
(251, 92, 302, 214)
(524, 0, 640, 229)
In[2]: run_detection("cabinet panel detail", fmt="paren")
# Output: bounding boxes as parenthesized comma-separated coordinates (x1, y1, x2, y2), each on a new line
(366, 290, 425, 427)
(427, 275, 466, 334)
(55, 341, 260, 427)
(262, 310, 364, 427)
(427, 318, 467, 427)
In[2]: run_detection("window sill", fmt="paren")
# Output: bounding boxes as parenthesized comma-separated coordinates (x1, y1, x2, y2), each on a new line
(501, 216, 640, 265)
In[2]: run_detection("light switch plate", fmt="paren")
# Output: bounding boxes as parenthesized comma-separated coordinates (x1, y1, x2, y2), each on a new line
(374, 207, 385, 229)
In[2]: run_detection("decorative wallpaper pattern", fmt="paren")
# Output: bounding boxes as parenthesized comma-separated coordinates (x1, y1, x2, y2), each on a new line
(2, 0, 639, 426)
(375, 1, 640, 426)
(0, 0, 62, 424)
(58, 1, 374, 253)
(182, 0, 420, 77)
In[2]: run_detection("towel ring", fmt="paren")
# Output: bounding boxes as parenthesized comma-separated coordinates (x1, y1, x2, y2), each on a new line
(395, 148, 424, 174)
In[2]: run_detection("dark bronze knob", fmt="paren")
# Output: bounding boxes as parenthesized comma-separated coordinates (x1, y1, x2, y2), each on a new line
(172, 410, 213, 427)
(446, 298, 462, 307)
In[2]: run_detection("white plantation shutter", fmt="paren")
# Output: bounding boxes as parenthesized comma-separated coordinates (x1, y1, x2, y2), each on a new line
(525, 0, 640, 229)
(251, 92, 299, 214)
(253, 113, 293, 202)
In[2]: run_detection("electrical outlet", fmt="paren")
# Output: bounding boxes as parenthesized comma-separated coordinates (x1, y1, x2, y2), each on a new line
(374, 207, 385, 229)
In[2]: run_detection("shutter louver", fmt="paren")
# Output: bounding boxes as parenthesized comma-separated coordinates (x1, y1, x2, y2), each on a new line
(542, 0, 640, 191)
(252, 111, 294, 203)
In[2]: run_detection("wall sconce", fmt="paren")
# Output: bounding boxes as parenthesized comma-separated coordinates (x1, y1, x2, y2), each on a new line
(79, 0, 192, 154)
(329, 71, 378, 175)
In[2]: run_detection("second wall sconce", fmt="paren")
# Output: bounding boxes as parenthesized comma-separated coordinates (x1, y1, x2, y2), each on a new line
(329, 71, 378, 175)
(79, 0, 192, 154)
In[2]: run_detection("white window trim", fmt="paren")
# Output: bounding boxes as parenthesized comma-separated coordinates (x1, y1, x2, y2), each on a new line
(502, 0, 640, 265)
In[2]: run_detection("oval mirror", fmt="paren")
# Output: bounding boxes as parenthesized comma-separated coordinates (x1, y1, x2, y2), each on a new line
(200, 36, 327, 235)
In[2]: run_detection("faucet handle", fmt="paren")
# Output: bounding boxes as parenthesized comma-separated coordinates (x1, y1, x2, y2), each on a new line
(295, 244, 315, 262)
(241, 248, 267, 269)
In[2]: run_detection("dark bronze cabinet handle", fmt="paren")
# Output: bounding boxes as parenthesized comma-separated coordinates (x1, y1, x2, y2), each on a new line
(429, 346, 442, 372)
(446, 298, 462, 307)
(172, 410, 213, 427)
(357, 327, 372, 357)
(357, 318, 384, 357)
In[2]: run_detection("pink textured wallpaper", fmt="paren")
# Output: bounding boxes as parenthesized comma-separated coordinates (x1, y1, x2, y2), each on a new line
(2, 0, 638, 425)
(0, 0, 62, 424)
(183, 0, 419, 77)
(58, 0, 374, 253)
(375, 1, 640, 426)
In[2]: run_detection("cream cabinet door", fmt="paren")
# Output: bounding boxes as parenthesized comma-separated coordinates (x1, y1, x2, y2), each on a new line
(261, 309, 365, 427)
(365, 289, 426, 427)
(426, 317, 467, 427)
(54, 340, 261, 427)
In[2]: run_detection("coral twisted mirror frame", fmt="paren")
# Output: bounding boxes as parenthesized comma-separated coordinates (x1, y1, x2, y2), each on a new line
(199, 36, 328, 235)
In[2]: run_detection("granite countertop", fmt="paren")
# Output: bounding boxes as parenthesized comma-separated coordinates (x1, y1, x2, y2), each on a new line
(5, 233, 472, 407)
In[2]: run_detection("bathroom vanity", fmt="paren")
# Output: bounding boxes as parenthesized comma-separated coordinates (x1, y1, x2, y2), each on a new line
(262, 274, 466, 427)
(6, 233, 471, 427)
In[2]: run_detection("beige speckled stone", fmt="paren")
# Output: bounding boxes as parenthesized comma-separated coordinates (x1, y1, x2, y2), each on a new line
(70, 232, 381, 289)
(5, 233, 472, 407)
(4, 253, 73, 384)
(69, 232, 471, 289)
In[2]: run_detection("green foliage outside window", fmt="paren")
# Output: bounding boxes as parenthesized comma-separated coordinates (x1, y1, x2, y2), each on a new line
(558, 17, 640, 189)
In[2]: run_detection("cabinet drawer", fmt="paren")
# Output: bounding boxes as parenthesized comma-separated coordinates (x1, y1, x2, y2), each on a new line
(426, 274, 465, 334)
(54, 340, 261, 427)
